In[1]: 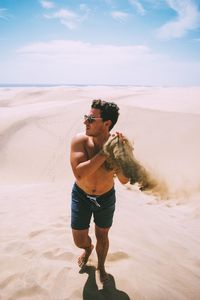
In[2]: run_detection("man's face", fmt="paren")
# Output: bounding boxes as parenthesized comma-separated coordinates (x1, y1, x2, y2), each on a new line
(84, 108, 105, 136)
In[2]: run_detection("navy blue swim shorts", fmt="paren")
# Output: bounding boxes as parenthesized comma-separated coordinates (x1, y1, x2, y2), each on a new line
(71, 183, 116, 230)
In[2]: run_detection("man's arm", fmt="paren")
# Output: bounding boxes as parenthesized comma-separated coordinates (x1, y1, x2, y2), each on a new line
(101, 132, 130, 185)
(115, 169, 129, 184)
(70, 134, 107, 180)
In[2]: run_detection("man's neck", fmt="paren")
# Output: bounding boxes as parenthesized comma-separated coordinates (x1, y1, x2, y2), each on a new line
(92, 133, 110, 148)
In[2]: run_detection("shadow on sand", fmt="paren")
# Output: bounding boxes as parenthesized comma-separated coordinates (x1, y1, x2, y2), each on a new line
(80, 266, 131, 300)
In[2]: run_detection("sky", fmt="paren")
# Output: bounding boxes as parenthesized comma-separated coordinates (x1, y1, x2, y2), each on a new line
(0, 0, 200, 86)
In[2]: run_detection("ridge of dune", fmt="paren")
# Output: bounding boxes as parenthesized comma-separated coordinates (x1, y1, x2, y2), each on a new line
(1, 86, 200, 113)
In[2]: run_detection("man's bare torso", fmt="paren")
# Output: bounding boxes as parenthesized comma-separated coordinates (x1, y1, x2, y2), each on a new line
(74, 134, 115, 195)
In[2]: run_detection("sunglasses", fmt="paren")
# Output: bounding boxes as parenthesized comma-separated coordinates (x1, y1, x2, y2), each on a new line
(84, 115, 102, 124)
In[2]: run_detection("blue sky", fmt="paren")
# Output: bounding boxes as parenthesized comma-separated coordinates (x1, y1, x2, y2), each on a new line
(0, 0, 200, 85)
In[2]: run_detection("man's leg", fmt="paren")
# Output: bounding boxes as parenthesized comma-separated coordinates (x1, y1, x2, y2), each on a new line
(72, 229, 94, 268)
(95, 225, 110, 282)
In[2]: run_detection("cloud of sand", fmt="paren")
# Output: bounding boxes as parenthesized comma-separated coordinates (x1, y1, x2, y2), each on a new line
(118, 105, 200, 200)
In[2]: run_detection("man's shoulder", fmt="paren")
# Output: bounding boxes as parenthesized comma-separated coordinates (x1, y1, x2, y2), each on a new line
(71, 132, 88, 144)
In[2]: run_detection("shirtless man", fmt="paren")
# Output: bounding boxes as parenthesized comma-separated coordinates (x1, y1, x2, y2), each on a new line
(70, 99, 129, 282)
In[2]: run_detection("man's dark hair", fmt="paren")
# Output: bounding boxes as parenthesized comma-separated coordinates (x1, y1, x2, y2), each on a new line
(91, 99, 119, 130)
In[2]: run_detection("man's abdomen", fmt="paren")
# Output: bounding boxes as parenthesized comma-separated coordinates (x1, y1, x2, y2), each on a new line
(76, 169, 114, 195)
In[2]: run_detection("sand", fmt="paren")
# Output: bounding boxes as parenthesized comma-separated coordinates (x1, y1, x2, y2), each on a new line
(0, 86, 200, 300)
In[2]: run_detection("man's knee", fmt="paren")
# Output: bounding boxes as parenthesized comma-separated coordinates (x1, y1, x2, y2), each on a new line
(72, 229, 90, 248)
(95, 226, 110, 241)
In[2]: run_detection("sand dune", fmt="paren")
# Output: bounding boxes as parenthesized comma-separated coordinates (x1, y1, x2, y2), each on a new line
(0, 86, 200, 300)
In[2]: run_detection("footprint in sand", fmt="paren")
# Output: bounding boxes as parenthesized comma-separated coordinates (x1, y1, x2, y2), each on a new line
(107, 251, 130, 262)
(29, 224, 67, 239)
(28, 229, 48, 238)
(42, 249, 75, 261)
(8, 284, 47, 300)
(22, 249, 37, 258)
(50, 222, 65, 228)
(5, 241, 24, 252)
(0, 273, 23, 289)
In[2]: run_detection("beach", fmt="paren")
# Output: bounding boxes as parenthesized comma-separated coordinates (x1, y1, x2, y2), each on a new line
(0, 86, 200, 300)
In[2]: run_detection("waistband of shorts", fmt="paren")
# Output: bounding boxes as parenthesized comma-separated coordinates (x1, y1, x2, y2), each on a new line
(73, 182, 115, 199)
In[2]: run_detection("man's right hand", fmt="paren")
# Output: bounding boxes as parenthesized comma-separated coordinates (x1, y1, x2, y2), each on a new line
(100, 135, 117, 157)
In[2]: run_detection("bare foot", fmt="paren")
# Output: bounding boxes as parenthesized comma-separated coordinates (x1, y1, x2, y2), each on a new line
(98, 267, 110, 283)
(78, 244, 94, 268)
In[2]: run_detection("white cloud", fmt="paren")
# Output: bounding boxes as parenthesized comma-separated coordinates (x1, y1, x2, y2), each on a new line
(10, 39, 200, 86)
(111, 11, 129, 22)
(157, 0, 200, 39)
(43, 5, 90, 30)
(129, 0, 146, 15)
(13, 40, 161, 84)
(17, 40, 151, 60)
(40, 1, 55, 9)
(44, 9, 79, 29)
(0, 8, 9, 19)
